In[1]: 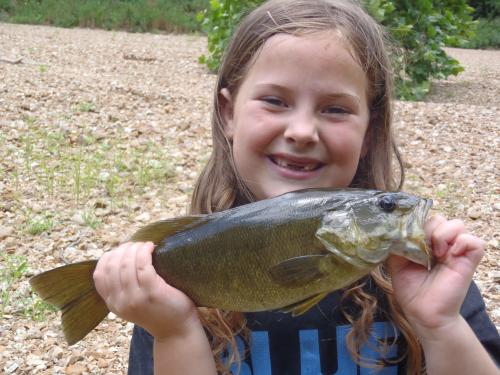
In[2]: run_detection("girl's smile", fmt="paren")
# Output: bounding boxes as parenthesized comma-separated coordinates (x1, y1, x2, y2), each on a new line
(267, 153, 325, 179)
(220, 31, 370, 200)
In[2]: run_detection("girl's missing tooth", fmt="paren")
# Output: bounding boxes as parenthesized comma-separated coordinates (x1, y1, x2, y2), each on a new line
(91, 0, 500, 374)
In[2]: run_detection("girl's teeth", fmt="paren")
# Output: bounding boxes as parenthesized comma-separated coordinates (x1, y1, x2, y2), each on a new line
(274, 158, 317, 171)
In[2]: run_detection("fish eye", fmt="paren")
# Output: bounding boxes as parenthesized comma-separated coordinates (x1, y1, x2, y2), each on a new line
(378, 195, 397, 213)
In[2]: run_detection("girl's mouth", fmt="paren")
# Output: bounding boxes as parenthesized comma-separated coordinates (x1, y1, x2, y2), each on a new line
(268, 155, 323, 172)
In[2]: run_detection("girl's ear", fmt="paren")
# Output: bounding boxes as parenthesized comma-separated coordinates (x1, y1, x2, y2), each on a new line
(219, 88, 235, 140)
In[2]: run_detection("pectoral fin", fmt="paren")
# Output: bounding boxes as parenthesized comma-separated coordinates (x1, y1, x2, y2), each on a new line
(279, 292, 329, 316)
(269, 255, 328, 288)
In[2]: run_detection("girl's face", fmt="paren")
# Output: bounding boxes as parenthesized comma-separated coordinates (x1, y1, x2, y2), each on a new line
(220, 32, 370, 200)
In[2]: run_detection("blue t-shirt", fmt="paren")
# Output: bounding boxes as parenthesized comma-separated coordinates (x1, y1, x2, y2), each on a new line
(128, 281, 500, 374)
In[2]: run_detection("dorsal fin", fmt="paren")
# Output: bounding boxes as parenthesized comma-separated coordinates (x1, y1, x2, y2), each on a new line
(130, 215, 206, 245)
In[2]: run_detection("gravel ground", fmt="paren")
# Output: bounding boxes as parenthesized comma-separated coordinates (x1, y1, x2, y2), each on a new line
(0, 23, 499, 374)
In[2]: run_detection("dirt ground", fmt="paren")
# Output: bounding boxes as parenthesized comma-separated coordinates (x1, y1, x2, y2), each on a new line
(0, 23, 499, 374)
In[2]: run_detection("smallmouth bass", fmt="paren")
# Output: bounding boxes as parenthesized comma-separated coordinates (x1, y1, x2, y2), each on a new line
(30, 188, 433, 345)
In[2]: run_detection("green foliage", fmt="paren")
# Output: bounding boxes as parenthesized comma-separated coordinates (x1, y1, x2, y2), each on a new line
(365, 0, 475, 100)
(464, 17, 500, 48)
(0, 253, 56, 321)
(197, 0, 260, 71)
(2, 0, 206, 33)
(468, 0, 500, 18)
(198, 0, 475, 100)
(1, 253, 28, 318)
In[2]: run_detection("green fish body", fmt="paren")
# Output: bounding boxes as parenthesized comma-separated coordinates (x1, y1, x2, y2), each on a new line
(30, 188, 432, 345)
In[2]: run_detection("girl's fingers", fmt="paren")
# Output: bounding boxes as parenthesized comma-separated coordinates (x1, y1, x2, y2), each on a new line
(449, 233, 485, 263)
(429, 218, 466, 258)
(424, 214, 447, 240)
(119, 242, 141, 291)
(93, 251, 110, 299)
(135, 242, 158, 290)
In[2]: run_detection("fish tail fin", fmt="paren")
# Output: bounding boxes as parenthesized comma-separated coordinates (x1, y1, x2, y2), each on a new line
(29, 260, 109, 345)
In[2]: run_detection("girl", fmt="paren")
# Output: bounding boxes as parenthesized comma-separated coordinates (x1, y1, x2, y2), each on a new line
(93, 0, 500, 374)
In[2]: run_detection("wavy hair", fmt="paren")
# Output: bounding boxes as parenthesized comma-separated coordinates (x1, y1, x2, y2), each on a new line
(189, 0, 422, 373)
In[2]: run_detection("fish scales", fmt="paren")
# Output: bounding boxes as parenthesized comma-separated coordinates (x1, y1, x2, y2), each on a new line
(152, 189, 381, 311)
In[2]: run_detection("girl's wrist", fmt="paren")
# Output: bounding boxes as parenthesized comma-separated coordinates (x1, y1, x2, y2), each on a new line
(411, 315, 465, 346)
(151, 308, 203, 342)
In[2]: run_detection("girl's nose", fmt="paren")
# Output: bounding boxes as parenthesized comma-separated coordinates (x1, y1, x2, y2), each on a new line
(283, 111, 319, 147)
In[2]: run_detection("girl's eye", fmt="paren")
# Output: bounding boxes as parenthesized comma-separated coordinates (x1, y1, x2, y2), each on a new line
(323, 106, 350, 115)
(262, 97, 287, 107)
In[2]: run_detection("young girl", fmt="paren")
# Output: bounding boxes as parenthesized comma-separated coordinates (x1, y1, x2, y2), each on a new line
(93, 0, 500, 373)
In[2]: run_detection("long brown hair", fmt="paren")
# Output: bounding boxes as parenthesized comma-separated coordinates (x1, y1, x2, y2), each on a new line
(190, 0, 422, 373)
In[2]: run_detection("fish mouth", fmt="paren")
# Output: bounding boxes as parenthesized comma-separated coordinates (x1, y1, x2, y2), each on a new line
(269, 154, 324, 172)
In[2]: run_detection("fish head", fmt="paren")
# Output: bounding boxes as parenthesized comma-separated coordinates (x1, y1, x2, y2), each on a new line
(316, 191, 433, 269)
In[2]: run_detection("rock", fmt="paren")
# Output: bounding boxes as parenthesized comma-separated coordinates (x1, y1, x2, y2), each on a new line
(97, 358, 109, 368)
(490, 271, 500, 282)
(26, 354, 45, 367)
(135, 212, 150, 223)
(488, 238, 499, 249)
(65, 364, 86, 375)
(0, 226, 14, 240)
(467, 207, 482, 220)
(103, 235, 121, 247)
(5, 362, 19, 374)
(71, 211, 86, 225)
(66, 354, 84, 366)
(50, 346, 64, 360)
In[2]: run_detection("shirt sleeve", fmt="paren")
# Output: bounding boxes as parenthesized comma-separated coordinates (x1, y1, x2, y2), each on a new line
(128, 325, 154, 375)
(460, 281, 500, 367)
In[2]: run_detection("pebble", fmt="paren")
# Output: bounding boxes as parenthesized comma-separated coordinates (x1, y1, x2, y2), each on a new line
(467, 207, 482, 220)
(71, 211, 86, 225)
(65, 364, 86, 375)
(26, 354, 45, 367)
(4, 362, 19, 374)
(135, 212, 151, 222)
(488, 239, 499, 249)
(97, 358, 109, 368)
(0, 226, 14, 240)
(490, 271, 500, 282)
(50, 346, 64, 360)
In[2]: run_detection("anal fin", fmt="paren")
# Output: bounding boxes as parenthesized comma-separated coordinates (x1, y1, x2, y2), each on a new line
(280, 292, 329, 316)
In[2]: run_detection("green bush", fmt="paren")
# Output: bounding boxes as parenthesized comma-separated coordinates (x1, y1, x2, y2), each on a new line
(365, 0, 475, 99)
(468, 0, 500, 18)
(2, 0, 206, 33)
(464, 17, 500, 48)
(198, 0, 476, 100)
(197, 0, 260, 71)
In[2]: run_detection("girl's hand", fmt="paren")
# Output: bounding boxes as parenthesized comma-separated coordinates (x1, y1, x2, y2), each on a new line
(93, 242, 199, 340)
(386, 214, 485, 334)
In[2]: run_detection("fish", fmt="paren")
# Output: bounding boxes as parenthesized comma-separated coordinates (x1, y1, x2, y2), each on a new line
(30, 188, 433, 345)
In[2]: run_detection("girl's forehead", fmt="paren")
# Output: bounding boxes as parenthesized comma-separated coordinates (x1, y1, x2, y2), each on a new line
(250, 30, 360, 71)
(245, 31, 366, 86)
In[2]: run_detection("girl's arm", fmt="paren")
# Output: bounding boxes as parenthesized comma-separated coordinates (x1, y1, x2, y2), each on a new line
(387, 215, 499, 374)
(93, 242, 217, 375)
